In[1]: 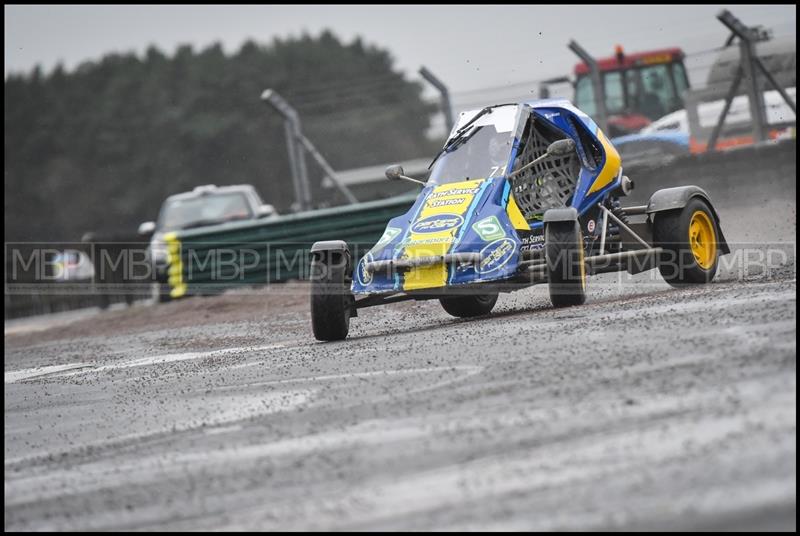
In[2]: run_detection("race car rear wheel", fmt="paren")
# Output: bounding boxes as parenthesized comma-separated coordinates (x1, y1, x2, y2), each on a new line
(439, 293, 498, 318)
(545, 220, 587, 308)
(653, 197, 720, 287)
(310, 250, 352, 341)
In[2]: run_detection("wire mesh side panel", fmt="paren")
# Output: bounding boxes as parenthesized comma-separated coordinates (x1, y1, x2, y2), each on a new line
(510, 123, 580, 221)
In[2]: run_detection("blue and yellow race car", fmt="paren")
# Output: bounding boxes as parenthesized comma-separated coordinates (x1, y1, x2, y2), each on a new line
(309, 100, 730, 341)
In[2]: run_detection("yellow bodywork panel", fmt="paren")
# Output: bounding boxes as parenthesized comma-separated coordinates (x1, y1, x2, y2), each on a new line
(505, 193, 530, 231)
(587, 129, 622, 194)
(401, 179, 484, 291)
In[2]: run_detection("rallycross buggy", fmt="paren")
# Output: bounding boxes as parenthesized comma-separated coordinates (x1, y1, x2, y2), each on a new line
(310, 100, 730, 341)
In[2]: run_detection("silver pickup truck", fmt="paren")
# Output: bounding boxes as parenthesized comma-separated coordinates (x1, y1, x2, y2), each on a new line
(138, 184, 278, 303)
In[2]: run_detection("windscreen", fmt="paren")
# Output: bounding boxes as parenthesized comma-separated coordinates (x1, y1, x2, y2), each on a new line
(428, 105, 518, 185)
(158, 192, 252, 231)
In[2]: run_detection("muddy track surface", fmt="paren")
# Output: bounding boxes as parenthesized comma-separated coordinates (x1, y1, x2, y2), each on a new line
(4, 200, 796, 530)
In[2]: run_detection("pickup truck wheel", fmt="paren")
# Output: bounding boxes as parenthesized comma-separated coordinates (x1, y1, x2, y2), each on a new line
(439, 293, 498, 318)
(310, 251, 352, 341)
(546, 220, 587, 308)
(152, 281, 172, 303)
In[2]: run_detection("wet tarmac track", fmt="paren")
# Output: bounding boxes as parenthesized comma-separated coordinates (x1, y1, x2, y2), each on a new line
(5, 200, 796, 530)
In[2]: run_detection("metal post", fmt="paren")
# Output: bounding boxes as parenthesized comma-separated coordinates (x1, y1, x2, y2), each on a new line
(296, 134, 358, 204)
(282, 120, 302, 211)
(419, 66, 454, 132)
(754, 58, 797, 114)
(261, 89, 313, 211)
(739, 39, 768, 143)
(290, 119, 312, 211)
(568, 40, 608, 133)
(707, 66, 744, 152)
(261, 89, 358, 208)
(717, 10, 768, 144)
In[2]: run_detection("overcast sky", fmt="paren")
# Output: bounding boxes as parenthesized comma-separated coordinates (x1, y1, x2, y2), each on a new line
(5, 4, 796, 105)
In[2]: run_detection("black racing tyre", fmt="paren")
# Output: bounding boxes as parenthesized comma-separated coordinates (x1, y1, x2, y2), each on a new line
(439, 293, 499, 318)
(310, 250, 352, 341)
(653, 197, 720, 287)
(545, 220, 587, 308)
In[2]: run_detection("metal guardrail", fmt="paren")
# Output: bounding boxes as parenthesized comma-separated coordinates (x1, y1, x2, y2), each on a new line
(166, 193, 417, 297)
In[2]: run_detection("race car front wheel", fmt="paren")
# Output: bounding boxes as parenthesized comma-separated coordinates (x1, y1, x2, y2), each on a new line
(310, 250, 353, 341)
(439, 293, 498, 318)
(545, 220, 587, 308)
(653, 197, 720, 287)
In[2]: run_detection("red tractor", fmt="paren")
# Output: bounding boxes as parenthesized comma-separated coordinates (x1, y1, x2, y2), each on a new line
(541, 46, 691, 137)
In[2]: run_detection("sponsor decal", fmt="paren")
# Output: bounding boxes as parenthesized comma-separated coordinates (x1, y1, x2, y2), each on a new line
(373, 227, 401, 250)
(479, 238, 516, 274)
(403, 236, 453, 246)
(520, 234, 544, 244)
(428, 198, 466, 208)
(410, 213, 464, 234)
(357, 252, 374, 285)
(427, 186, 480, 199)
(472, 215, 506, 241)
(587, 219, 596, 233)
(519, 233, 545, 252)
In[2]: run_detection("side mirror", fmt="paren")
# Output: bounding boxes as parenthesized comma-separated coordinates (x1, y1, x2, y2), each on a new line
(257, 204, 277, 218)
(546, 138, 576, 157)
(138, 221, 156, 236)
(385, 164, 426, 186)
(385, 164, 404, 181)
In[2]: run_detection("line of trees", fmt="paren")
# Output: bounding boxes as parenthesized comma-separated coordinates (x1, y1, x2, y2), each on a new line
(4, 31, 439, 242)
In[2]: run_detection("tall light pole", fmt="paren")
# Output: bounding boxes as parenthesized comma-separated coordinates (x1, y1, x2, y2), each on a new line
(419, 66, 454, 133)
(261, 89, 312, 212)
(261, 89, 358, 209)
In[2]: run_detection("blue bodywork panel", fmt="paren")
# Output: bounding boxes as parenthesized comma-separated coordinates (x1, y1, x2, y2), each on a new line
(352, 99, 623, 295)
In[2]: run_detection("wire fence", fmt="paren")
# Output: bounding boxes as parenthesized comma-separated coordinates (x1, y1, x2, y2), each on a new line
(321, 25, 791, 163)
(285, 32, 792, 116)
(294, 19, 799, 112)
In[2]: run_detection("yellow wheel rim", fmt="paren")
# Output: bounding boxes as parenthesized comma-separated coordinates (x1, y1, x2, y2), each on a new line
(689, 210, 717, 270)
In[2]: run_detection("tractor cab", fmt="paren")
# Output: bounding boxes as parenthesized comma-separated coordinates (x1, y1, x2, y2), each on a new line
(573, 46, 690, 136)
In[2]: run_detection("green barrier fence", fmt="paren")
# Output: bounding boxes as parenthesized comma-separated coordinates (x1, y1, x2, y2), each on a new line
(166, 193, 416, 297)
